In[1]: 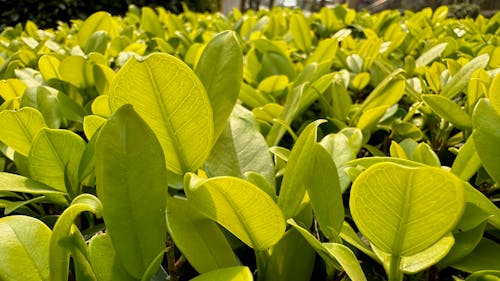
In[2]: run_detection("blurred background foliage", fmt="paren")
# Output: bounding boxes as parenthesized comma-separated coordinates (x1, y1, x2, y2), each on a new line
(0, 0, 498, 30)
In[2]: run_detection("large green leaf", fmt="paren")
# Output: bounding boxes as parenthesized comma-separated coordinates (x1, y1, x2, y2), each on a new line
(441, 54, 489, 99)
(472, 99, 500, 184)
(95, 104, 168, 279)
(166, 196, 239, 273)
(190, 266, 253, 281)
(205, 105, 275, 189)
(88, 233, 136, 281)
(186, 173, 285, 250)
(49, 194, 103, 281)
(195, 30, 243, 140)
(108, 53, 214, 174)
(28, 128, 86, 195)
(350, 163, 465, 257)
(0, 107, 47, 156)
(261, 228, 315, 281)
(0, 215, 51, 281)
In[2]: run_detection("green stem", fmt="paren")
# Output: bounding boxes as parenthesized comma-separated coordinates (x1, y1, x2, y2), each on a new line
(388, 255, 403, 281)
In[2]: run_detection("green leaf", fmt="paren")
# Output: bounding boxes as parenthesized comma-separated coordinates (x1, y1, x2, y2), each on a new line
(0, 79, 26, 101)
(289, 220, 367, 281)
(140, 7, 164, 38)
(0, 215, 51, 281)
(0, 107, 47, 156)
(0, 172, 64, 194)
(307, 144, 344, 240)
(28, 128, 86, 194)
(489, 73, 500, 115)
(195, 31, 243, 141)
(88, 233, 136, 281)
(50, 194, 103, 281)
(262, 229, 315, 281)
(306, 37, 338, 65)
(441, 54, 489, 99)
(290, 13, 312, 52)
(411, 143, 440, 167)
(374, 234, 455, 274)
(78, 11, 118, 48)
(357, 105, 388, 132)
(189, 266, 253, 281)
(422, 94, 472, 130)
(206, 105, 275, 189)
(472, 99, 500, 184)
(258, 51, 295, 81)
(415, 43, 447, 68)
(359, 69, 405, 113)
(84, 30, 110, 54)
(59, 56, 94, 91)
(278, 120, 324, 219)
(451, 135, 481, 181)
(108, 53, 214, 174)
(464, 270, 500, 281)
(438, 221, 486, 268)
(83, 115, 106, 140)
(186, 174, 285, 250)
(166, 196, 239, 273)
(340, 221, 379, 261)
(464, 182, 500, 229)
(451, 238, 500, 273)
(350, 163, 465, 257)
(95, 104, 168, 279)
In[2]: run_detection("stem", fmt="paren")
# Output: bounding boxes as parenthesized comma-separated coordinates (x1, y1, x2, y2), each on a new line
(166, 235, 179, 281)
(388, 255, 403, 281)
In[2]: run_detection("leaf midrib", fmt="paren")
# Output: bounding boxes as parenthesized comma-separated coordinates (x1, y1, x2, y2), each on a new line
(392, 172, 413, 256)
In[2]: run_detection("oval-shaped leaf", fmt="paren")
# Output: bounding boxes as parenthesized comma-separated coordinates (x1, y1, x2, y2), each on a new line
(166, 196, 239, 273)
(28, 128, 86, 194)
(0, 107, 46, 156)
(108, 53, 214, 174)
(350, 163, 465, 256)
(88, 233, 136, 281)
(290, 13, 312, 52)
(186, 174, 285, 250)
(95, 104, 168, 278)
(78, 11, 118, 48)
(195, 30, 243, 140)
(441, 54, 489, 99)
(205, 105, 275, 188)
(415, 43, 447, 68)
(0, 215, 51, 281)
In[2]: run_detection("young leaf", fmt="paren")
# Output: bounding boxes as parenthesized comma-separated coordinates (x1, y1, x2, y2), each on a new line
(166, 196, 239, 273)
(186, 173, 286, 250)
(451, 135, 481, 181)
(350, 163, 465, 257)
(50, 194, 103, 281)
(108, 53, 214, 174)
(88, 233, 136, 281)
(189, 266, 253, 281)
(359, 69, 405, 113)
(441, 54, 489, 99)
(0, 215, 51, 281)
(195, 30, 243, 141)
(411, 143, 440, 167)
(290, 13, 312, 52)
(28, 128, 86, 194)
(95, 104, 168, 279)
(0, 107, 47, 156)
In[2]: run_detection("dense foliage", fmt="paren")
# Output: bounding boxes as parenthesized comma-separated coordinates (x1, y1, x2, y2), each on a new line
(1, 4, 500, 281)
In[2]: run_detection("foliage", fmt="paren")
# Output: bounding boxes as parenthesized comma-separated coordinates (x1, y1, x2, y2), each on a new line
(1, 4, 500, 281)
